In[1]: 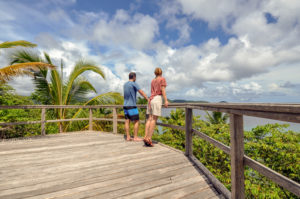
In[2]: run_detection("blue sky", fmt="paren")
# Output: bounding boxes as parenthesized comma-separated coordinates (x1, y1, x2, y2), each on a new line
(0, 0, 300, 102)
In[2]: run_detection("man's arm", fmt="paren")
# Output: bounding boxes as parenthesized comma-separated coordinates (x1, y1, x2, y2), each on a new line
(138, 90, 149, 101)
(161, 86, 168, 107)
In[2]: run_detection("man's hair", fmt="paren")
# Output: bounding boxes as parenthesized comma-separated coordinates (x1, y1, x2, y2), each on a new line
(129, 72, 136, 79)
(154, 67, 162, 76)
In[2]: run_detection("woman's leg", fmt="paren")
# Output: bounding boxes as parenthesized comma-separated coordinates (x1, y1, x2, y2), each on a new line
(144, 115, 152, 139)
(147, 115, 158, 140)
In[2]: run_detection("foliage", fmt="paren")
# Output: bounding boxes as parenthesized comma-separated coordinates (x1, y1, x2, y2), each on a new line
(0, 41, 54, 83)
(0, 40, 36, 49)
(205, 111, 229, 125)
(153, 109, 300, 199)
(0, 84, 40, 138)
(10, 50, 122, 132)
(0, 62, 55, 82)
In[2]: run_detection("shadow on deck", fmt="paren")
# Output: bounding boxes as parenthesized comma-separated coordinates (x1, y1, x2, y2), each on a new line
(0, 132, 224, 199)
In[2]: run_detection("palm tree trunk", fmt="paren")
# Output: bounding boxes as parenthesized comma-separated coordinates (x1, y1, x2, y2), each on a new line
(59, 123, 63, 133)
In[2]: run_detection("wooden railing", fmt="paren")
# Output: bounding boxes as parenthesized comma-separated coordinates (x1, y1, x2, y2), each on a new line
(0, 103, 299, 199)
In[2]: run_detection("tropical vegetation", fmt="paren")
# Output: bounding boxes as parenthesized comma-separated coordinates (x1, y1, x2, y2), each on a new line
(8, 49, 122, 132)
(153, 109, 300, 199)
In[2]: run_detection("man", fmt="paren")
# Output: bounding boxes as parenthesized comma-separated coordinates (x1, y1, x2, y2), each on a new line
(123, 72, 149, 141)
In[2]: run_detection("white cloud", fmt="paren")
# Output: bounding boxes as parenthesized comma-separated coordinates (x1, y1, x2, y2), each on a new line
(1, 0, 300, 103)
(156, 0, 192, 46)
(91, 10, 159, 50)
(186, 88, 205, 97)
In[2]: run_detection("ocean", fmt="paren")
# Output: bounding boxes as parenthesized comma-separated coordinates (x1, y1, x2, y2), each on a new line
(161, 108, 300, 133)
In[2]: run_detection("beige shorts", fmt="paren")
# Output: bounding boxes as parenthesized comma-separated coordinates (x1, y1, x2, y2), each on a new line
(146, 95, 162, 116)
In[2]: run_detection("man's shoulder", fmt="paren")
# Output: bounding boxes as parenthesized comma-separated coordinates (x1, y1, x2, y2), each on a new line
(124, 81, 131, 87)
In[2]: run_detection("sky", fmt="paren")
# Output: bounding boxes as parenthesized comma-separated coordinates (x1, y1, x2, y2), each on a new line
(0, 0, 300, 102)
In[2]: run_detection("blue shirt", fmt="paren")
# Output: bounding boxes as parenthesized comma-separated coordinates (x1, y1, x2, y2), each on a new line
(123, 81, 141, 107)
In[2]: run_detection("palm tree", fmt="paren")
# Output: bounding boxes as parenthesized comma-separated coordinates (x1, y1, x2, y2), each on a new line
(0, 40, 55, 82)
(205, 111, 229, 125)
(10, 50, 123, 132)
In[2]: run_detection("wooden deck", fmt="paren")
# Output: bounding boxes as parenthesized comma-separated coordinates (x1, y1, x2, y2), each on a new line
(0, 132, 224, 199)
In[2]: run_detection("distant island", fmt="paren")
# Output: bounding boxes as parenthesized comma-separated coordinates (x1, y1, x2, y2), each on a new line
(169, 99, 209, 103)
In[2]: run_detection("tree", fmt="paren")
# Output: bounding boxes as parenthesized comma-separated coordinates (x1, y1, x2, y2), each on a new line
(10, 50, 122, 132)
(0, 40, 55, 83)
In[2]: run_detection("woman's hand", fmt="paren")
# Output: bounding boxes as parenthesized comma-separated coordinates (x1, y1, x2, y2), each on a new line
(164, 100, 169, 108)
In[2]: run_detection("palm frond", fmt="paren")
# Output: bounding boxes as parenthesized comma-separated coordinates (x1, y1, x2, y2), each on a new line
(67, 78, 97, 104)
(0, 40, 36, 49)
(49, 69, 63, 105)
(0, 62, 55, 82)
(31, 69, 52, 104)
(44, 52, 53, 64)
(64, 92, 123, 131)
(63, 60, 105, 105)
(85, 92, 123, 105)
(10, 50, 42, 64)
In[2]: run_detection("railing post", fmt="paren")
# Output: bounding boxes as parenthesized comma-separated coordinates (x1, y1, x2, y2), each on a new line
(89, 108, 93, 131)
(230, 114, 245, 199)
(185, 108, 193, 156)
(41, 108, 46, 136)
(113, 108, 117, 134)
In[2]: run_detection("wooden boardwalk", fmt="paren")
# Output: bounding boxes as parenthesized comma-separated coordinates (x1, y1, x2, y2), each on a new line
(0, 132, 224, 199)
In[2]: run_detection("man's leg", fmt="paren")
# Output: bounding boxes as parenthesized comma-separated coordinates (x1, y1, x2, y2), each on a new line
(147, 115, 158, 140)
(125, 119, 131, 141)
(133, 120, 142, 141)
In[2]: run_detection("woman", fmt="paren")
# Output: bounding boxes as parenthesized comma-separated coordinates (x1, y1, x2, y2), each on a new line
(144, 67, 168, 147)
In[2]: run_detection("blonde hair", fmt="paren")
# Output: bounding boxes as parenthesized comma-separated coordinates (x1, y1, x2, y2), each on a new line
(154, 67, 162, 76)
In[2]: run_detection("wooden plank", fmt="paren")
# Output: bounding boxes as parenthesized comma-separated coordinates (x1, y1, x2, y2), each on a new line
(182, 186, 219, 199)
(230, 114, 244, 199)
(192, 129, 230, 155)
(54, 165, 204, 199)
(244, 156, 300, 197)
(119, 175, 206, 199)
(0, 153, 183, 190)
(1, 155, 190, 198)
(0, 140, 125, 155)
(41, 108, 46, 136)
(113, 108, 117, 134)
(46, 118, 89, 123)
(89, 108, 93, 131)
(186, 103, 300, 114)
(11, 162, 194, 199)
(0, 121, 41, 126)
(93, 118, 113, 121)
(150, 180, 210, 199)
(0, 104, 186, 110)
(0, 142, 159, 171)
(1, 152, 175, 188)
(185, 108, 193, 156)
(187, 105, 300, 123)
(189, 155, 231, 199)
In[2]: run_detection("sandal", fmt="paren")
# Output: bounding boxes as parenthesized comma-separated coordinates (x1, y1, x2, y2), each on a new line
(143, 138, 154, 147)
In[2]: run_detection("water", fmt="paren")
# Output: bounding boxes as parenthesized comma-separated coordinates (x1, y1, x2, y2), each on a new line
(160, 108, 300, 133)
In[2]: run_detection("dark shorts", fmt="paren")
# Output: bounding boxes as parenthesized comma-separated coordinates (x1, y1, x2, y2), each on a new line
(123, 106, 139, 121)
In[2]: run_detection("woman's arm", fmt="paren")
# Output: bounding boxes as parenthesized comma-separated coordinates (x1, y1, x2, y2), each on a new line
(161, 86, 168, 107)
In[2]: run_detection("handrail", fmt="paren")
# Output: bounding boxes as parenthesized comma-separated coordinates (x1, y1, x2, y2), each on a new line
(0, 103, 299, 199)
